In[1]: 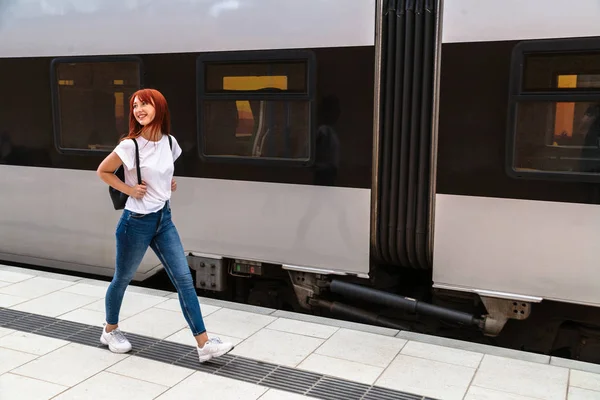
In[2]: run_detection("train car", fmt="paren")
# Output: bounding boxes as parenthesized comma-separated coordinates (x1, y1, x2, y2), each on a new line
(1, 0, 600, 361)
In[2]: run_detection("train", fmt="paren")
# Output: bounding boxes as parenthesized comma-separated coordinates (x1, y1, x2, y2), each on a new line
(1, 0, 600, 362)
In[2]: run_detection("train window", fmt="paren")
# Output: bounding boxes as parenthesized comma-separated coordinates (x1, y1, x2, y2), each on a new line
(507, 38, 600, 181)
(197, 51, 316, 165)
(204, 62, 308, 93)
(50, 57, 142, 154)
(523, 53, 600, 91)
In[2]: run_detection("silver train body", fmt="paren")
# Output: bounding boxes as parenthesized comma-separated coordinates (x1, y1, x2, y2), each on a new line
(2, 0, 600, 356)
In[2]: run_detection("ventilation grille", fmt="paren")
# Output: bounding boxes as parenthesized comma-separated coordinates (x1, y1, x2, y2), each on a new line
(0, 307, 437, 400)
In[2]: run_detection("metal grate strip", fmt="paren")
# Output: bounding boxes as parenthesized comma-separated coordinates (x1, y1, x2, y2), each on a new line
(174, 352, 227, 373)
(126, 333, 160, 354)
(307, 377, 368, 400)
(0, 310, 33, 328)
(0, 313, 18, 326)
(136, 341, 195, 363)
(259, 366, 322, 394)
(363, 385, 425, 400)
(0, 307, 437, 400)
(17, 314, 57, 329)
(54, 319, 91, 332)
(0, 308, 29, 320)
(67, 326, 104, 347)
(139, 340, 195, 358)
(215, 356, 277, 384)
(5, 318, 41, 332)
(32, 321, 87, 340)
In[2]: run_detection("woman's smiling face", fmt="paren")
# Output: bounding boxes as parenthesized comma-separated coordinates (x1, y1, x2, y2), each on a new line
(132, 96, 156, 126)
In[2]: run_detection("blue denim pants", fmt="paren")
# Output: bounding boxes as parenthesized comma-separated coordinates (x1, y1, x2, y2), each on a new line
(105, 201, 206, 336)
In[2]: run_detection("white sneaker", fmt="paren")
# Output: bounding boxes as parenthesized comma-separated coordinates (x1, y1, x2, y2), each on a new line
(100, 324, 132, 354)
(197, 338, 234, 363)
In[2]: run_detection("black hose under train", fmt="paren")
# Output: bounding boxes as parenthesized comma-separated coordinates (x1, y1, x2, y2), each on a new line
(312, 299, 409, 331)
(330, 279, 484, 329)
(375, 0, 436, 269)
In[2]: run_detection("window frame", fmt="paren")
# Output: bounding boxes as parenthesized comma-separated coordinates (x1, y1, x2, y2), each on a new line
(506, 37, 600, 183)
(196, 50, 317, 166)
(50, 55, 144, 156)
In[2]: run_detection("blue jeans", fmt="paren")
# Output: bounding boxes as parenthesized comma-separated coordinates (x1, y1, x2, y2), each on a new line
(105, 201, 206, 336)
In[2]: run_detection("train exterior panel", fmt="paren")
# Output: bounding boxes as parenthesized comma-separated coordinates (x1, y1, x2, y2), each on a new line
(0, 0, 375, 280)
(434, 0, 600, 308)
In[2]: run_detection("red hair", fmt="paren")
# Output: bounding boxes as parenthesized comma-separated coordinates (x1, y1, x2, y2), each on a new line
(121, 88, 171, 141)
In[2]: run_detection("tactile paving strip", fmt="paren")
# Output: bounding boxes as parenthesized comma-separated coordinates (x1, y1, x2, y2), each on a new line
(0, 307, 438, 400)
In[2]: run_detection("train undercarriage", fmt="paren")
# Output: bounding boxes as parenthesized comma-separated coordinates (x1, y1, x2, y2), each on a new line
(178, 253, 600, 365)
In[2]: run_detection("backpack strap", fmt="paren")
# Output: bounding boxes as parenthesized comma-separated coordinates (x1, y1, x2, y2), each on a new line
(132, 138, 141, 185)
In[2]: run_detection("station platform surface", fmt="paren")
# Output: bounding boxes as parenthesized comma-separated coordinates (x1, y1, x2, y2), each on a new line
(1, 264, 600, 400)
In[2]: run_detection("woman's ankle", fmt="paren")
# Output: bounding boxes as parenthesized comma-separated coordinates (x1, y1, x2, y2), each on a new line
(195, 332, 209, 348)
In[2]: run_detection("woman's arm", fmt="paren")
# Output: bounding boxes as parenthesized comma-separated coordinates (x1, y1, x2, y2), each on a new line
(97, 152, 146, 199)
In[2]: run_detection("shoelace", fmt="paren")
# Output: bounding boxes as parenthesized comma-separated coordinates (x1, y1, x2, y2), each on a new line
(207, 338, 223, 345)
(110, 328, 127, 343)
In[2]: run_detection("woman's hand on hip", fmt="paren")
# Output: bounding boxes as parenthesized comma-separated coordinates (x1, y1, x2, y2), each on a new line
(130, 181, 147, 199)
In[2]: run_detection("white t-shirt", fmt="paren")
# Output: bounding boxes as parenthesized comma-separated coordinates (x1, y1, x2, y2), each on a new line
(114, 134, 182, 214)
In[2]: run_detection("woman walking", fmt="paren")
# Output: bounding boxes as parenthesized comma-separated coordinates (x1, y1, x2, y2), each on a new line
(96, 88, 233, 362)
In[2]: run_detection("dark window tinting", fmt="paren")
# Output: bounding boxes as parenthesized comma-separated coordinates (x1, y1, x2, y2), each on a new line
(508, 38, 600, 181)
(197, 51, 315, 165)
(523, 53, 600, 91)
(204, 61, 308, 93)
(202, 100, 310, 159)
(51, 58, 142, 153)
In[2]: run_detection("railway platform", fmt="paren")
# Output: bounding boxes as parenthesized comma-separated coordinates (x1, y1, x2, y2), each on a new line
(1, 264, 599, 400)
